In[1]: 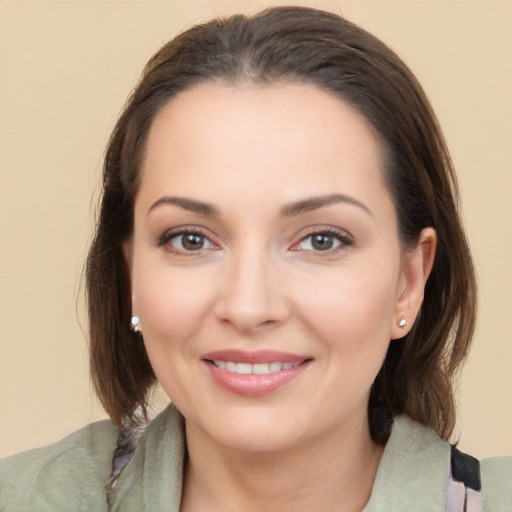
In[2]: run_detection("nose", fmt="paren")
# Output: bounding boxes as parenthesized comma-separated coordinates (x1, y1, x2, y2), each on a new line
(214, 243, 290, 334)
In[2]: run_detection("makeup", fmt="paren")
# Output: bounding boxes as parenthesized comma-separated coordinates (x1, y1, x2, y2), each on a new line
(202, 350, 311, 396)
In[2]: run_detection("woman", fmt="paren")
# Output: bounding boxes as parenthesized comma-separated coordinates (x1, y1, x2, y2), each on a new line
(1, 6, 510, 511)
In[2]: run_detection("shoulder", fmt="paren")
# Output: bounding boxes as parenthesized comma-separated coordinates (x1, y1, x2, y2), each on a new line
(481, 454, 512, 511)
(109, 405, 185, 512)
(365, 416, 512, 512)
(365, 415, 452, 511)
(0, 419, 117, 512)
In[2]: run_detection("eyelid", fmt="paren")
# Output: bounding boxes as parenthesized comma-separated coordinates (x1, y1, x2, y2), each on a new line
(156, 224, 352, 254)
(290, 226, 353, 253)
(157, 225, 219, 252)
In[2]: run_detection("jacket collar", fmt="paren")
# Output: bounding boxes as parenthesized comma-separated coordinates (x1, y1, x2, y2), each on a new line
(110, 406, 450, 511)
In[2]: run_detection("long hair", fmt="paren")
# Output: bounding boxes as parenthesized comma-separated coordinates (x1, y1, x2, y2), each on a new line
(86, 6, 476, 441)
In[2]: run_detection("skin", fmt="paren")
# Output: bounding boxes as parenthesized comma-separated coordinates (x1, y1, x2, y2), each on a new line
(125, 82, 436, 511)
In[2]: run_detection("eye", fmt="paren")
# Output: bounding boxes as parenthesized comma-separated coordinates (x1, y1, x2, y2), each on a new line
(293, 230, 351, 252)
(159, 230, 216, 253)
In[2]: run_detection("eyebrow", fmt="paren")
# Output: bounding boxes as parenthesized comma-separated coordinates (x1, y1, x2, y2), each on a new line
(147, 193, 372, 218)
(280, 194, 373, 217)
(148, 196, 220, 216)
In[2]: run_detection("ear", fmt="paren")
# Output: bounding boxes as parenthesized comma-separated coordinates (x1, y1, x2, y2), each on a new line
(390, 227, 436, 340)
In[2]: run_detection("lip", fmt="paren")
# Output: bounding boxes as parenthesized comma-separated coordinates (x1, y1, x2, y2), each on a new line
(202, 349, 308, 364)
(201, 350, 312, 397)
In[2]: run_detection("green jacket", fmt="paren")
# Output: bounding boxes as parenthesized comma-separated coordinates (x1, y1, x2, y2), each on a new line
(1, 405, 511, 511)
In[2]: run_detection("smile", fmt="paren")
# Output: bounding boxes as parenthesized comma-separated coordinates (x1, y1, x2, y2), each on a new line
(211, 361, 301, 374)
(202, 350, 311, 396)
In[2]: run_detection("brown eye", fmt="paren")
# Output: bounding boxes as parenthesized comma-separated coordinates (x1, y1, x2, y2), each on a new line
(181, 234, 205, 250)
(294, 230, 349, 253)
(168, 232, 213, 252)
(311, 234, 335, 251)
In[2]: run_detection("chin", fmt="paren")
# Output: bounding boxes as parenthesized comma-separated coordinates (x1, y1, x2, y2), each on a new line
(218, 424, 304, 454)
(187, 403, 311, 454)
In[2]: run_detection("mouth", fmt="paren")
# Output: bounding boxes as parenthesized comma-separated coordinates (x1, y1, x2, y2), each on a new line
(201, 350, 312, 396)
(210, 360, 302, 375)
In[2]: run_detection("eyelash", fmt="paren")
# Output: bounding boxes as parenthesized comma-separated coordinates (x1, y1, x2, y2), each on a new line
(157, 227, 352, 255)
(292, 228, 353, 254)
(157, 227, 217, 256)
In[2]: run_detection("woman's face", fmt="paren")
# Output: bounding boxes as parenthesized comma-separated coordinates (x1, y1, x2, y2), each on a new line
(126, 82, 430, 453)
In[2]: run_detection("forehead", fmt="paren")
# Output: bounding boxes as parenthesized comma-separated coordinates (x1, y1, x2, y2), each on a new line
(138, 82, 389, 214)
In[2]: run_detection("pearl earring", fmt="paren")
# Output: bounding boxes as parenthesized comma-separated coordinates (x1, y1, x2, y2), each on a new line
(131, 315, 142, 334)
(398, 318, 408, 328)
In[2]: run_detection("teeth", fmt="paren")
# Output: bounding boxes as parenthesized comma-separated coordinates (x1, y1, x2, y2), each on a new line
(269, 362, 282, 372)
(212, 360, 301, 374)
(253, 363, 270, 374)
(236, 363, 252, 374)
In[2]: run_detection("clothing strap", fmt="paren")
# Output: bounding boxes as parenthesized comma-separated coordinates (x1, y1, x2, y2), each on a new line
(447, 445, 483, 512)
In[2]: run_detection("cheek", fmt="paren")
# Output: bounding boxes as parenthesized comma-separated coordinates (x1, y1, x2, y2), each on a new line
(303, 267, 398, 403)
(132, 264, 216, 352)
(294, 259, 399, 352)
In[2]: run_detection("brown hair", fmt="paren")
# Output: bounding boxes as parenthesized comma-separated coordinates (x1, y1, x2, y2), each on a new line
(86, 6, 476, 442)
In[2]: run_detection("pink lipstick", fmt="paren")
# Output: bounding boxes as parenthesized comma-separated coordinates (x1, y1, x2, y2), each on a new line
(202, 350, 311, 396)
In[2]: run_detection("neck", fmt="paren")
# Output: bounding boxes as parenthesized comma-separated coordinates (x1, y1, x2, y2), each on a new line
(180, 414, 384, 512)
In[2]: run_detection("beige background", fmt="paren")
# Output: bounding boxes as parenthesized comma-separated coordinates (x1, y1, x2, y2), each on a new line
(1, 0, 511, 458)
